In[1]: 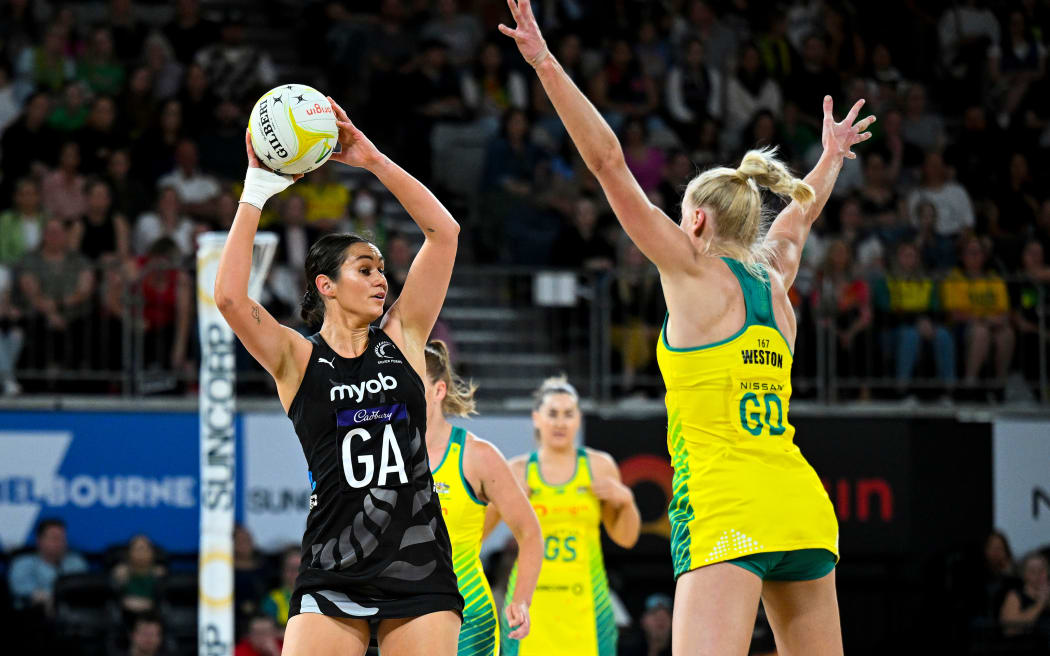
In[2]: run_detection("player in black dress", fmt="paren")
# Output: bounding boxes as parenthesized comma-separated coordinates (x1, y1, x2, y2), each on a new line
(215, 98, 463, 656)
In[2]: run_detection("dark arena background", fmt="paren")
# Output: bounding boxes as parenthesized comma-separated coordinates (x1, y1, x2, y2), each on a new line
(0, 0, 1048, 655)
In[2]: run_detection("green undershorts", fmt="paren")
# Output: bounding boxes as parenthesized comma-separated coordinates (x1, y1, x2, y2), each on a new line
(728, 548, 836, 581)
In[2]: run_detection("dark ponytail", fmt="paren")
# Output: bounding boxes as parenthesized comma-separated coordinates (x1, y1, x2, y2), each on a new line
(300, 232, 374, 329)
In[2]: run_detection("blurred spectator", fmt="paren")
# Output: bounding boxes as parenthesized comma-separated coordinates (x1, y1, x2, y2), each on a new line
(900, 84, 946, 153)
(343, 190, 386, 252)
(404, 38, 466, 179)
(294, 164, 350, 229)
(164, 0, 219, 65)
(123, 613, 167, 656)
(785, 34, 840, 112)
(858, 150, 902, 225)
(0, 263, 23, 395)
(670, 0, 737, 65)
(40, 141, 87, 223)
(267, 195, 316, 318)
(724, 43, 782, 153)
(77, 27, 125, 96)
(260, 547, 300, 631)
(18, 219, 95, 372)
(111, 534, 166, 615)
(480, 108, 546, 262)
(655, 151, 694, 216)
(194, 13, 276, 105)
(636, 19, 672, 82)
(7, 518, 88, 613)
(989, 10, 1046, 126)
(384, 232, 415, 304)
(938, 1, 1000, 89)
(177, 63, 217, 139)
(420, 0, 483, 67)
(234, 525, 268, 627)
(135, 237, 191, 374)
(944, 106, 1002, 194)
(136, 98, 185, 188)
(813, 239, 873, 399)
(867, 42, 904, 93)
(133, 187, 195, 257)
(913, 200, 955, 271)
(79, 95, 126, 173)
(550, 197, 615, 270)
(978, 530, 1020, 621)
(0, 62, 20, 133)
(755, 12, 792, 82)
(1011, 240, 1050, 391)
(0, 92, 56, 201)
(666, 38, 722, 137)
(157, 140, 219, 219)
(610, 238, 664, 396)
(999, 552, 1050, 642)
(106, 0, 145, 65)
(107, 149, 150, 221)
(873, 241, 955, 396)
(593, 37, 660, 132)
(777, 101, 818, 164)
(623, 593, 672, 656)
(622, 119, 666, 194)
(906, 152, 975, 241)
(942, 235, 1014, 398)
(142, 33, 183, 102)
(0, 178, 45, 266)
(72, 179, 130, 262)
(234, 615, 282, 656)
(120, 66, 158, 142)
(989, 153, 1039, 264)
(48, 82, 91, 133)
(198, 100, 246, 182)
(461, 40, 528, 125)
(14, 24, 74, 94)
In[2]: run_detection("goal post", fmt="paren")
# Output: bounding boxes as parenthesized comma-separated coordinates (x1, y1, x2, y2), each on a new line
(195, 231, 278, 656)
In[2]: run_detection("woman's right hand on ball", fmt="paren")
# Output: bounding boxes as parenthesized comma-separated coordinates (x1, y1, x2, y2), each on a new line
(244, 129, 303, 181)
(327, 97, 383, 169)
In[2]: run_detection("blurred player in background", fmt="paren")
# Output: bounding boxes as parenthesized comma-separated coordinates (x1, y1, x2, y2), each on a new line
(500, 1, 873, 653)
(500, 376, 640, 656)
(424, 339, 543, 655)
(214, 98, 463, 656)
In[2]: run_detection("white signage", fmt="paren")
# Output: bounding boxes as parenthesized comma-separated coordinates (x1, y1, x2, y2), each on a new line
(993, 419, 1050, 556)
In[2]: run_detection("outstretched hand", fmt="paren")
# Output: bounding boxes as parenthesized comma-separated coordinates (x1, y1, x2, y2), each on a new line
(244, 130, 303, 181)
(821, 96, 875, 161)
(327, 97, 382, 169)
(498, 0, 550, 67)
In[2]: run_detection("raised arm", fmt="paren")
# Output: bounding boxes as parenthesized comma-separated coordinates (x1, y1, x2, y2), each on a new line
(466, 438, 542, 640)
(499, 0, 694, 272)
(765, 96, 874, 288)
(214, 132, 309, 402)
(326, 98, 460, 376)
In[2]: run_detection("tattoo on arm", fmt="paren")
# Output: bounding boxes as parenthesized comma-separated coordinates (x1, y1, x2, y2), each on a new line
(427, 228, 435, 233)
(251, 305, 260, 324)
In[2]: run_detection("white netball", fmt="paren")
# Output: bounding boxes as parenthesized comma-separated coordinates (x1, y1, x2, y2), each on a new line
(248, 83, 338, 175)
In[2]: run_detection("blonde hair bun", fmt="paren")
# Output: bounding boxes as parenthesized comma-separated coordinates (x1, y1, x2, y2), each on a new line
(737, 147, 814, 205)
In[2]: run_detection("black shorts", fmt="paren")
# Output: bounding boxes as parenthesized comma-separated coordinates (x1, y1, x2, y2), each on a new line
(289, 585, 464, 624)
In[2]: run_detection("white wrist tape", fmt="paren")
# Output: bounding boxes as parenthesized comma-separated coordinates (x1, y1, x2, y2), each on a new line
(239, 167, 295, 210)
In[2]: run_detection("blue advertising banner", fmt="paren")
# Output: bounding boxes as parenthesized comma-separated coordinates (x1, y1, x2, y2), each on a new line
(0, 411, 202, 553)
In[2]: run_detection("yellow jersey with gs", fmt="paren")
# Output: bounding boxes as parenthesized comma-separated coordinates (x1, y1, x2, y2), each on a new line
(502, 448, 616, 656)
(432, 427, 499, 656)
(656, 258, 838, 579)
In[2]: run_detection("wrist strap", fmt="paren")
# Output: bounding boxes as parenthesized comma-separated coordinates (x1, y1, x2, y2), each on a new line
(240, 167, 294, 210)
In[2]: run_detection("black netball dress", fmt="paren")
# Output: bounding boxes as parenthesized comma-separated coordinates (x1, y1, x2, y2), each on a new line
(286, 327, 463, 620)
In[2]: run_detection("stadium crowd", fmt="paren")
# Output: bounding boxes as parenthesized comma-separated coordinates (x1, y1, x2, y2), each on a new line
(0, 1, 1048, 400)
(2, 518, 1048, 655)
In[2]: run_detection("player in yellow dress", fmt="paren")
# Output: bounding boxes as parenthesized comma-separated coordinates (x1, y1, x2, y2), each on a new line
(499, 376, 640, 656)
(500, 1, 874, 653)
(424, 341, 543, 656)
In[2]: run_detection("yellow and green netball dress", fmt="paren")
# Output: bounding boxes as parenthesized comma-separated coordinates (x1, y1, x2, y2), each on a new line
(503, 449, 615, 656)
(657, 258, 838, 581)
(433, 427, 499, 656)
